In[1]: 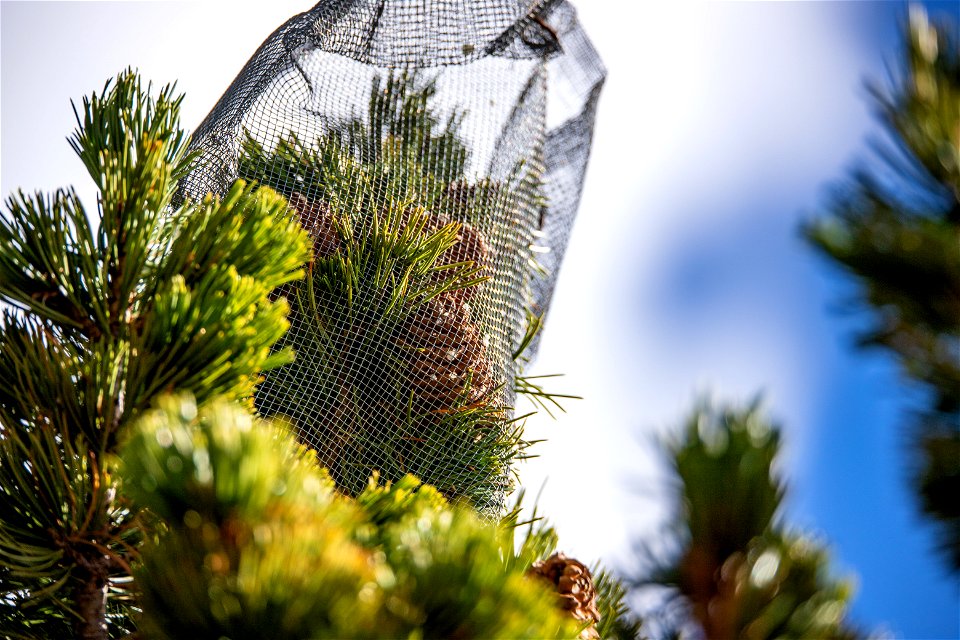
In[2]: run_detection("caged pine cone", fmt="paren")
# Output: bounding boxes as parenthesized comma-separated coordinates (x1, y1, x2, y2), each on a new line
(423, 210, 491, 306)
(289, 192, 341, 259)
(528, 552, 601, 639)
(444, 179, 502, 221)
(287, 192, 497, 411)
(395, 208, 495, 409)
(398, 293, 494, 407)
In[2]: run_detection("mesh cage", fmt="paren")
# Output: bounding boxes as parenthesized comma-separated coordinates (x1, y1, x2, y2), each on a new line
(180, 0, 604, 514)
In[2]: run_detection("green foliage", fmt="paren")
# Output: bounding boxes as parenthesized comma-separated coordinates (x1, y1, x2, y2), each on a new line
(120, 395, 380, 640)
(634, 401, 858, 640)
(0, 70, 309, 638)
(500, 495, 562, 575)
(120, 394, 580, 639)
(362, 71, 469, 182)
(243, 71, 470, 196)
(238, 71, 534, 511)
(713, 534, 857, 640)
(358, 478, 576, 639)
(592, 568, 645, 640)
(674, 400, 785, 569)
(237, 71, 497, 223)
(803, 7, 960, 570)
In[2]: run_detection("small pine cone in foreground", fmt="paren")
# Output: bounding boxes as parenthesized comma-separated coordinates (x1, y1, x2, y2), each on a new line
(289, 192, 341, 259)
(528, 552, 601, 639)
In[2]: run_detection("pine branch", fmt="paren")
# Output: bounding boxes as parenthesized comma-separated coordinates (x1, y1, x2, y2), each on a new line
(119, 395, 577, 639)
(592, 568, 645, 640)
(516, 374, 580, 419)
(0, 70, 309, 637)
(629, 401, 858, 640)
(803, 7, 960, 571)
(0, 189, 104, 338)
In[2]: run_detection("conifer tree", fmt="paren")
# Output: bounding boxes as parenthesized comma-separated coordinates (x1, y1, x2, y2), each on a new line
(0, 68, 638, 639)
(803, 7, 959, 570)
(0, 70, 310, 639)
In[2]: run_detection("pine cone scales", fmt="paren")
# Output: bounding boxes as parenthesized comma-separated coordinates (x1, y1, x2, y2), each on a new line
(529, 553, 601, 639)
(400, 294, 493, 406)
(289, 192, 340, 259)
(399, 208, 493, 408)
(426, 211, 491, 306)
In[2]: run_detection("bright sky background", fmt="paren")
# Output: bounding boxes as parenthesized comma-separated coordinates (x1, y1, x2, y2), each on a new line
(2, 1, 958, 638)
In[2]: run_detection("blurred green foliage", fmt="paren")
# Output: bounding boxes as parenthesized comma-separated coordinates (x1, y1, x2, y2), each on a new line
(804, 6, 959, 570)
(120, 394, 583, 639)
(633, 401, 858, 640)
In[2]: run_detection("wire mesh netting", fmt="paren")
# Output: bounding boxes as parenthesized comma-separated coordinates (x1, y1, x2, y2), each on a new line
(180, 0, 604, 514)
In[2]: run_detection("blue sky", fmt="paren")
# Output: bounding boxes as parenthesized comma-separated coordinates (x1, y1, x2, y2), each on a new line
(2, 1, 958, 637)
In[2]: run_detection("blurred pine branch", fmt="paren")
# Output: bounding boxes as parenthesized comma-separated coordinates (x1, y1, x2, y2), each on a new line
(120, 393, 641, 639)
(629, 401, 860, 640)
(803, 5, 960, 571)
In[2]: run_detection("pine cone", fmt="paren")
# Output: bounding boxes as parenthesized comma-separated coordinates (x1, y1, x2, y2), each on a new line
(289, 192, 340, 259)
(398, 294, 494, 407)
(395, 209, 494, 408)
(422, 210, 490, 306)
(444, 179, 502, 220)
(433, 214, 488, 268)
(528, 552, 601, 639)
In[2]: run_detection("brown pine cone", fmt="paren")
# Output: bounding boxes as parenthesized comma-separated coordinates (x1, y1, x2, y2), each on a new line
(444, 179, 502, 220)
(402, 294, 480, 346)
(288, 192, 341, 259)
(398, 294, 494, 407)
(528, 552, 601, 639)
(420, 210, 490, 305)
(435, 216, 488, 269)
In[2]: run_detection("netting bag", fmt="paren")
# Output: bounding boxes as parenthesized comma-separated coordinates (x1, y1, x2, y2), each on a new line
(180, 0, 604, 514)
